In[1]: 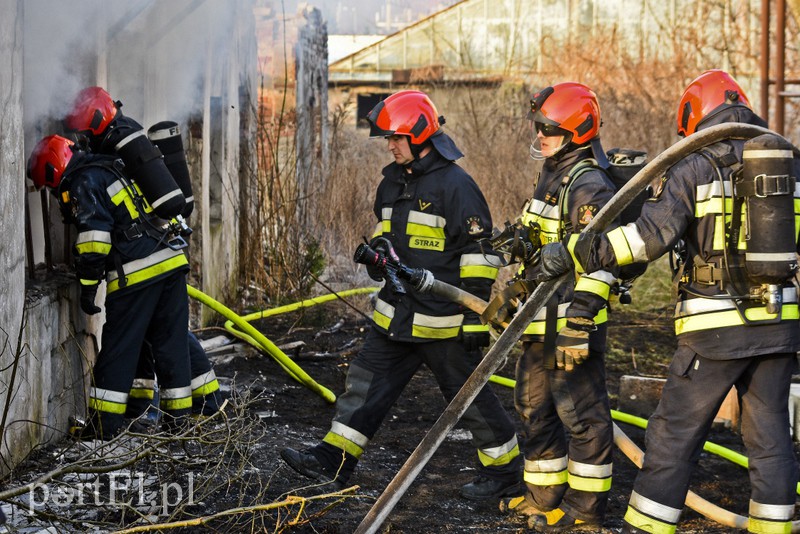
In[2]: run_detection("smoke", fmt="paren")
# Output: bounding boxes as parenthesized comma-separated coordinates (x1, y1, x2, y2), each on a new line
(23, 0, 246, 132)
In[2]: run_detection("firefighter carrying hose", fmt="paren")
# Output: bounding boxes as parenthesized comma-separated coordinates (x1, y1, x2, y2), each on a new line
(541, 70, 800, 534)
(497, 82, 617, 532)
(27, 135, 193, 439)
(281, 90, 523, 501)
(64, 86, 221, 420)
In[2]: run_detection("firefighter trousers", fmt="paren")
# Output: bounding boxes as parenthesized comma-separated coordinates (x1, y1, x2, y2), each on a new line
(624, 347, 798, 533)
(514, 341, 613, 522)
(313, 328, 520, 484)
(89, 271, 192, 435)
(128, 330, 221, 418)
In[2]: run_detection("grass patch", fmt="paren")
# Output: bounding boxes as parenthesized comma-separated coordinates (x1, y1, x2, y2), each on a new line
(606, 255, 677, 387)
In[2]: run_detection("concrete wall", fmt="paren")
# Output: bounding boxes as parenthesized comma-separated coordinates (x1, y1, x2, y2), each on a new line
(0, 0, 30, 472)
(0, 0, 94, 475)
(295, 7, 330, 230)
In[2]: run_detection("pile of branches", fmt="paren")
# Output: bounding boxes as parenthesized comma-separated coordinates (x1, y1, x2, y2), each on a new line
(0, 390, 358, 533)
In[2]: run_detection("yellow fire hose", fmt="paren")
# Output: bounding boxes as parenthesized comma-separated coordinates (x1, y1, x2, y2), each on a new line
(187, 285, 378, 404)
(188, 282, 503, 403)
(610, 409, 800, 496)
(492, 376, 800, 498)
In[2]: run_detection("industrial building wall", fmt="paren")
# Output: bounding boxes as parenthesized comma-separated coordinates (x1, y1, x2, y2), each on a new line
(330, 0, 762, 87)
(0, 0, 30, 472)
(0, 0, 90, 475)
(0, 0, 259, 474)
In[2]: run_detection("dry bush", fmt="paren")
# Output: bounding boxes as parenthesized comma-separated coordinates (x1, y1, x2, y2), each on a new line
(316, 95, 387, 284)
(239, 77, 327, 305)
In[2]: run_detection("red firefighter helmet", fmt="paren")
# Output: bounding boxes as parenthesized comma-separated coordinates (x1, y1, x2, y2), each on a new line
(64, 86, 118, 136)
(27, 135, 75, 189)
(366, 90, 441, 146)
(528, 82, 601, 146)
(677, 69, 752, 137)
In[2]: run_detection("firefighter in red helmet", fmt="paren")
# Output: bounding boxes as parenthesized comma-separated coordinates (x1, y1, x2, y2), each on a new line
(496, 82, 617, 532)
(548, 69, 800, 533)
(27, 135, 193, 439)
(64, 86, 220, 421)
(281, 90, 523, 502)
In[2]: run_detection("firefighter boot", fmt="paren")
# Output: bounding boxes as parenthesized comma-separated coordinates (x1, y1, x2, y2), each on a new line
(499, 493, 550, 518)
(69, 413, 122, 441)
(528, 508, 602, 532)
(280, 447, 345, 490)
(460, 475, 525, 501)
(192, 390, 222, 417)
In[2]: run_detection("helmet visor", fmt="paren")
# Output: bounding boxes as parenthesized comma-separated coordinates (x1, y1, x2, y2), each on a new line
(529, 120, 571, 160)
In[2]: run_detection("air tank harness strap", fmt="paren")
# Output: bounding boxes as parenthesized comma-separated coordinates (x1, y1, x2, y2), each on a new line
(115, 220, 170, 243)
(690, 261, 731, 286)
(113, 253, 128, 289)
(542, 294, 559, 369)
(734, 173, 796, 197)
(559, 159, 598, 239)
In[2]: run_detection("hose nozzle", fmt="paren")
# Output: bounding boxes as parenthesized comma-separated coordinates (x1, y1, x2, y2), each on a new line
(353, 242, 434, 294)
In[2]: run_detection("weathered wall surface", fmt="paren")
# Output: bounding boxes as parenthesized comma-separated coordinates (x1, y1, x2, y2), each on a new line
(295, 6, 329, 229)
(0, 0, 96, 475)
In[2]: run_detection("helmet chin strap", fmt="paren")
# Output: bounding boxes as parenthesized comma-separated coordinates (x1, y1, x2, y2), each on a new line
(530, 137, 571, 160)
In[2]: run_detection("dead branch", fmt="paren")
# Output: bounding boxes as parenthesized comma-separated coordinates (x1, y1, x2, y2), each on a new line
(114, 487, 360, 533)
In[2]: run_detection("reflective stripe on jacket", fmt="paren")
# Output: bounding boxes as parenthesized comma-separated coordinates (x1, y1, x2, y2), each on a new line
(369, 150, 499, 342)
(576, 131, 800, 358)
(520, 149, 616, 341)
(60, 154, 189, 294)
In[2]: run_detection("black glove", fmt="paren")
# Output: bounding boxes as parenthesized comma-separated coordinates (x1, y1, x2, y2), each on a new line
(461, 312, 490, 351)
(554, 317, 596, 371)
(367, 265, 384, 282)
(571, 231, 602, 273)
(537, 242, 574, 281)
(462, 327, 491, 351)
(366, 237, 392, 282)
(80, 284, 102, 315)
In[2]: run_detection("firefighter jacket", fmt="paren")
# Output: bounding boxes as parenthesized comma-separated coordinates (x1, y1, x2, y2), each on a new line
(370, 144, 501, 342)
(519, 146, 617, 346)
(573, 109, 800, 359)
(57, 153, 189, 296)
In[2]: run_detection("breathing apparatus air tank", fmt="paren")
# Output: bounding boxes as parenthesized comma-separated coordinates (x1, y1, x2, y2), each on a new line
(147, 121, 194, 218)
(101, 114, 186, 220)
(736, 133, 798, 313)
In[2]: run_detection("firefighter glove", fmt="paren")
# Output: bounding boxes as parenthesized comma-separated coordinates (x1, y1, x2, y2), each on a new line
(537, 242, 574, 281)
(555, 317, 595, 371)
(366, 237, 392, 282)
(80, 284, 102, 315)
(462, 328, 490, 351)
(461, 312, 490, 351)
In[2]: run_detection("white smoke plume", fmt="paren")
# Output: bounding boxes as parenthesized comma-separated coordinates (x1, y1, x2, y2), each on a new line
(23, 0, 245, 133)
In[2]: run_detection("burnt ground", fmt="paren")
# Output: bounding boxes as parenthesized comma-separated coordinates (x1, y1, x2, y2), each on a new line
(201, 297, 797, 534)
(4, 291, 799, 533)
